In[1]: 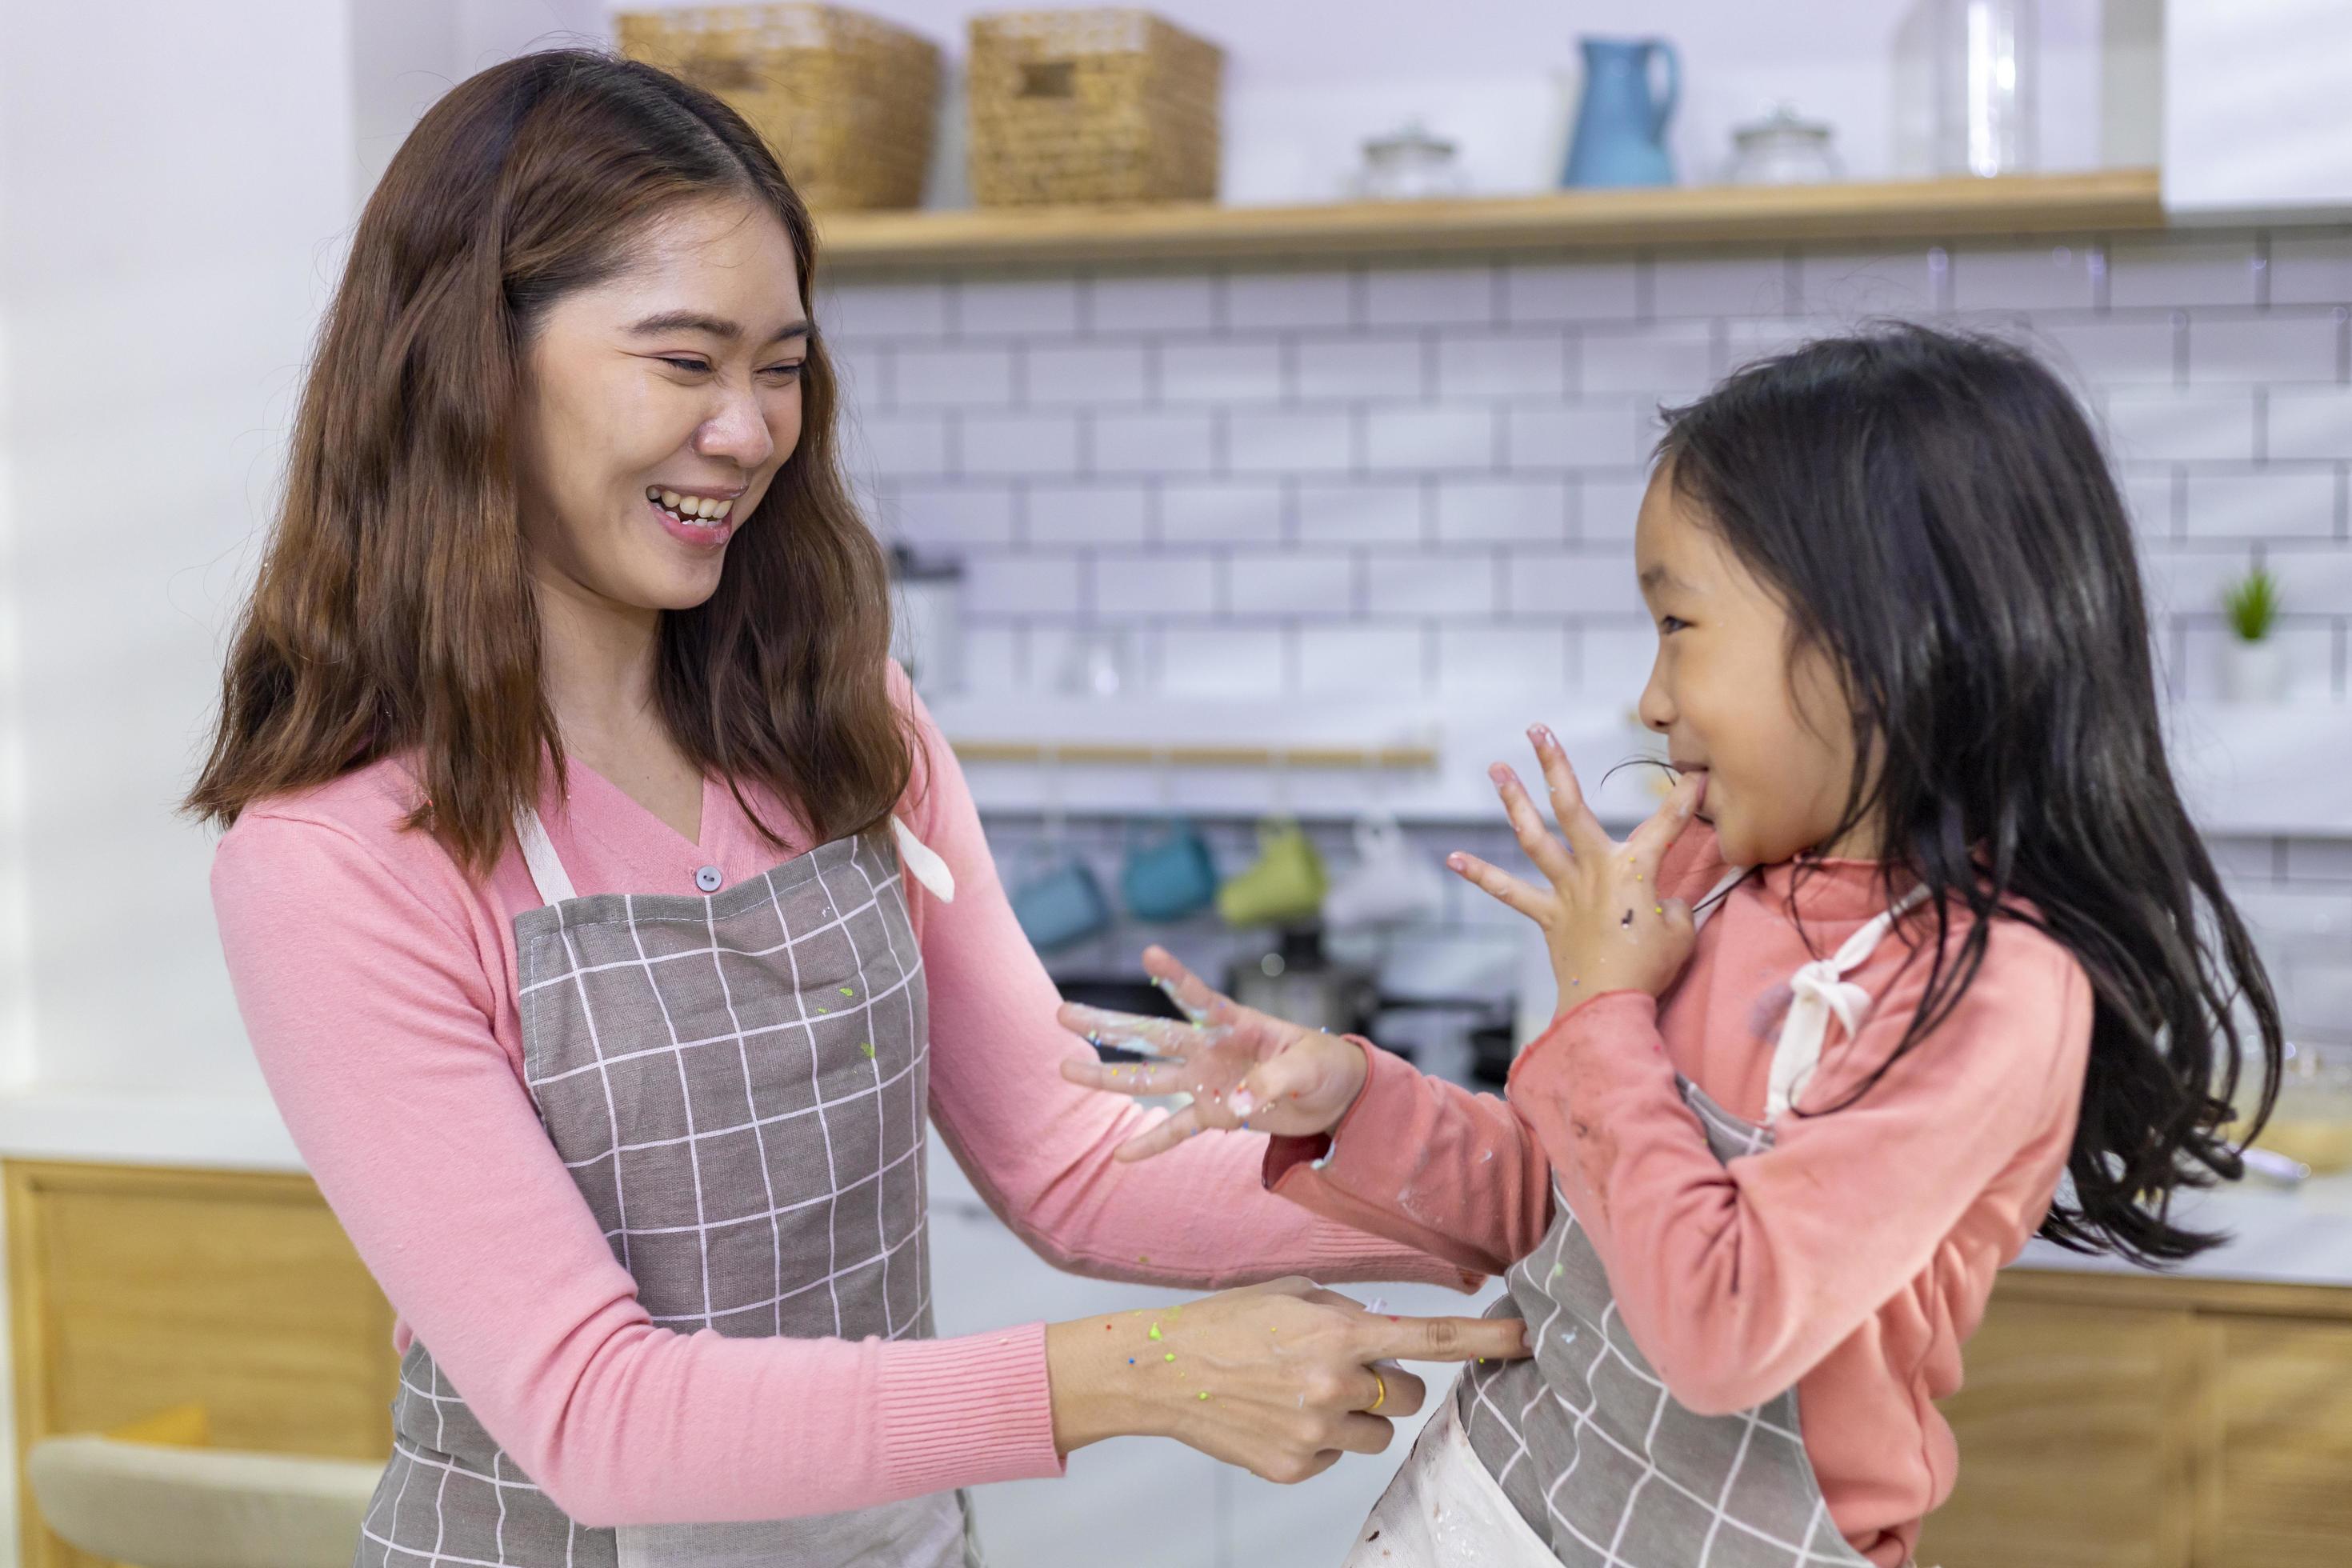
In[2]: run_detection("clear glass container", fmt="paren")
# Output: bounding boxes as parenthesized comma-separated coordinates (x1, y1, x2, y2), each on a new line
(1934, 0, 2038, 178)
(1349, 121, 1467, 201)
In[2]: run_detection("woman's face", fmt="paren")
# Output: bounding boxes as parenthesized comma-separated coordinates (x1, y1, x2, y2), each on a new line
(1632, 463, 1873, 867)
(516, 197, 808, 616)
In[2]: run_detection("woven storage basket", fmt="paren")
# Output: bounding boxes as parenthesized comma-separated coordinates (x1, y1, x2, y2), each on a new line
(616, 5, 940, 210)
(967, 10, 1222, 206)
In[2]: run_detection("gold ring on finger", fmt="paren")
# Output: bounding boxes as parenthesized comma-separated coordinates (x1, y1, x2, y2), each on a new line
(1367, 1370, 1387, 1413)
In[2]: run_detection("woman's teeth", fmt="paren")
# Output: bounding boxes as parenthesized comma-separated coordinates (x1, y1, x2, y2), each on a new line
(646, 486, 733, 525)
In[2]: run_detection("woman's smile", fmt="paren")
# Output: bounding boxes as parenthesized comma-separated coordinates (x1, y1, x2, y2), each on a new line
(643, 483, 742, 550)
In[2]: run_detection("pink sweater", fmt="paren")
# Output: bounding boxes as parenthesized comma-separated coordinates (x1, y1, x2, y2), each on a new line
(209, 676, 1472, 1528)
(1266, 826, 2092, 1566)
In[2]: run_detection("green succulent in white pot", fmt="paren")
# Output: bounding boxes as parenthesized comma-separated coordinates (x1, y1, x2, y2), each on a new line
(2219, 566, 2290, 704)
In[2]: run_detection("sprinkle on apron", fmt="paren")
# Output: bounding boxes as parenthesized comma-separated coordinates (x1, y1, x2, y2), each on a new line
(1149, 1323, 1162, 1340)
(859, 1042, 876, 1059)
(839, 986, 855, 997)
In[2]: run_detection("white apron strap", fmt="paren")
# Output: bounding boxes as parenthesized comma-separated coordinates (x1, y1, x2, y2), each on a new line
(1689, 866, 1750, 934)
(1765, 881, 1932, 1122)
(512, 807, 578, 909)
(890, 816, 955, 904)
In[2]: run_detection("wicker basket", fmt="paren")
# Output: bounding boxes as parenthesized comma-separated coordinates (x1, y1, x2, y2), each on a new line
(616, 5, 941, 210)
(966, 10, 1222, 207)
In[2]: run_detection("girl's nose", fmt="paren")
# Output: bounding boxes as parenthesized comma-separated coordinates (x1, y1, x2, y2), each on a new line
(1638, 669, 1676, 733)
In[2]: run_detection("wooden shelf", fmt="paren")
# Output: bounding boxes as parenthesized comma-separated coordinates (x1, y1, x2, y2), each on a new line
(814, 169, 2165, 273)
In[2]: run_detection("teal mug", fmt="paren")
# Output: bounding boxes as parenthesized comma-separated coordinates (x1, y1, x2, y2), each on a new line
(1119, 818, 1219, 923)
(1010, 852, 1114, 952)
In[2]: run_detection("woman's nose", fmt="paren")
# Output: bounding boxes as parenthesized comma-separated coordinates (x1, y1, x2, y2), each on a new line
(691, 387, 774, 470)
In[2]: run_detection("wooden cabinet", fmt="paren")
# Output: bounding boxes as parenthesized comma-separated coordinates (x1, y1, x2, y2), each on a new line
(1921, 1270, 2352, 1568)
(6, 1160, 396, 1568)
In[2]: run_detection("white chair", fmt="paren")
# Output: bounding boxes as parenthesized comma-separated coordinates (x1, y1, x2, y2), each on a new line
(27, 1434, 379, 1568)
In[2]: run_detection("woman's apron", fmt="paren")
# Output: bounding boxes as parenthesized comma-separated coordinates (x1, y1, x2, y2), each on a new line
(354, 811, 979, 1568)
(1346, 870, 1930, 1568)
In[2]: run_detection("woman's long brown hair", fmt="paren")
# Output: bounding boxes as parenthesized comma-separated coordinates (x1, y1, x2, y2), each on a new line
(187, 50, 910, 873)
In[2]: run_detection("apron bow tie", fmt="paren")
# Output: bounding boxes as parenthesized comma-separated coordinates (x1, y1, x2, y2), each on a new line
(1788, 961, 1874, 1039)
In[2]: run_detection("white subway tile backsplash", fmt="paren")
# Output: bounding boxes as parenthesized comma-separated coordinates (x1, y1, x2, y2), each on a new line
(1157, 625, 1288, 697)
(957, 278, 1082, 337)
(1226, 551, 1354, 616)
(1950, 242, 2100, 313)
(2268, 390, 2352, 461)
(1435, 478, 1571, 542)
(2189, 314, 2343, 384)
(818, 228, 2352, 734)
(2270, 231, 2352, 306)
(849, 411, 950, 479)
(820, 280, 948, 339)
(965, 551, 1083, 616)
(1226, 270, 1354, 330)
(1097, 552, 1217, 616)
(1160, 340, 1284, 404)
(1438, 331, 1570, 398)
(2108, 236, 2263, 309)
(1507, 403, 1649, 468)
(2287, 838, 2352, 880)
(1504, 260, 1641, 323)
(2182, 471, 2339, 540)
(1298, 622, 1426, 694)
(1365, 266, 1498, 328)
(1792, 250, 1943, 318)
(1578, 474, 1654, 542)
(1363, 406, 1498, 473)
(1503, 550, 1641, 616)
(1230, 410, 1354, 474)
(959, 411, 1082, 476)
(2104, 390, 2258, 462)
(890, 482, 1018, 547)
(1026, 484, 1150, 546)
(1160, 482, 1285, 544)
(1578, 324, 1716, 395)
(1297, 480, 1424, 543)
(1025, 342, 1150, 405)
(1093, 410, 1218, 476)
(1090, 273, 1218, 333)
(894, 346, 1015, 408)
(1439, 624, 1572, 692)
(1650, 254, 1794, 319)
(2035, 318, 2179, 386)
(1297, 336, 1426, 402)
(1365, 551, 1496, 614)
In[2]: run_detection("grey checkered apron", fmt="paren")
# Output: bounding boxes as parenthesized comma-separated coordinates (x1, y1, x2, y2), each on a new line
(1354, 870, 1928, 1568)
(354, 815, 977, 1568)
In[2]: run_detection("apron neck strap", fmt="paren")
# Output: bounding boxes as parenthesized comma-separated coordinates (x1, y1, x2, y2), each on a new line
(513, 808, 578, 908)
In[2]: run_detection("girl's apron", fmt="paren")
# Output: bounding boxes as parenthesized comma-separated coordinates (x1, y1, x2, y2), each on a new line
(354, 810, 979, 1568)
(1346, 870, 1930, 1568)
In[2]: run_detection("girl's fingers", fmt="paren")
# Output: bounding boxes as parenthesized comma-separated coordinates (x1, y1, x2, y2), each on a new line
(1058, 1002, 1214, 1059)
(1444, 851, 1555, 924)
(1527, 725, 1614, 861)
(1114, 1102, 1204, 1162)
(1059, 1056, 1190, 1098)
(1486, 765, 1578, 889)
(1138, 944, 1242, 1028)
(1625, 767, 1708, 872)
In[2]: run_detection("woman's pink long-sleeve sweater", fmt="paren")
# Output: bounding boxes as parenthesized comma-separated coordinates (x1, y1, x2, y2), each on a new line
(209, 675, 1471, 1529)
(1264, 825, 2093, 1566)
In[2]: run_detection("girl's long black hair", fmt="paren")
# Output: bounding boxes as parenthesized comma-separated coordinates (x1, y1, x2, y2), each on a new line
(1656, 323, 2282, 1266)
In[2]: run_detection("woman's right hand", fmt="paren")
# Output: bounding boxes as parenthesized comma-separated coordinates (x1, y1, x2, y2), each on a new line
(1043, 1277, 1529, 1483)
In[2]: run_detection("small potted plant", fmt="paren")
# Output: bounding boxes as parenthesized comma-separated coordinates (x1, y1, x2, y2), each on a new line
(2220, 566, 2290, 703)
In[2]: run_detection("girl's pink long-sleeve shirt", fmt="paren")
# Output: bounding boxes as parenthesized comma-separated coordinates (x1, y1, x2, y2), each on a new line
(1265, 826, 2093, 1567)
(209, 674, 1473, 1529)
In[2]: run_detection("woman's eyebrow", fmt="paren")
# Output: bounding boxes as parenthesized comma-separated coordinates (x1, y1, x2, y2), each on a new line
(626, 310, 811, 346)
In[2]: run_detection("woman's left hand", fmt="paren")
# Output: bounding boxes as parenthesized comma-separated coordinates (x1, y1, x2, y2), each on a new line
(1447, 723, 1710, 1016)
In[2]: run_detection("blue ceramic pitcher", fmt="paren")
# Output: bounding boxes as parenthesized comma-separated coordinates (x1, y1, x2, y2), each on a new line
(1562, 37, 1679, 188)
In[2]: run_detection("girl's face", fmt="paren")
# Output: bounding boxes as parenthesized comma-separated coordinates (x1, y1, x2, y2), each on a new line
(515, 197, 808, 617)
(1633, 463, 1875, 867)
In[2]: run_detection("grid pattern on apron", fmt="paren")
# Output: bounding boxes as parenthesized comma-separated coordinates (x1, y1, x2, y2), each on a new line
(1450, 1078, 1879, 1568)
(356, 830, 950, 1566)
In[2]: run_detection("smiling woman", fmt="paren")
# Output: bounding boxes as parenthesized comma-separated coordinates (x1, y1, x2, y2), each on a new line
(177, 46, 1516, 1568)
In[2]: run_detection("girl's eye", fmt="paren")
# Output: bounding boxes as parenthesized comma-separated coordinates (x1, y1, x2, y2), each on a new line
(1658, 615, 1690, 634)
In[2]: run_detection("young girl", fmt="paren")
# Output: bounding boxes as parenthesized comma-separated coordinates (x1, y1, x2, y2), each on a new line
(1059, 326, 2283, 1566)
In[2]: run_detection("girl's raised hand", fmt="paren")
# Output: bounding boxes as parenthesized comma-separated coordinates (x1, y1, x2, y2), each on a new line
(1448, 724, 1710, 1014)
(1057, 945, 1370, 1161)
